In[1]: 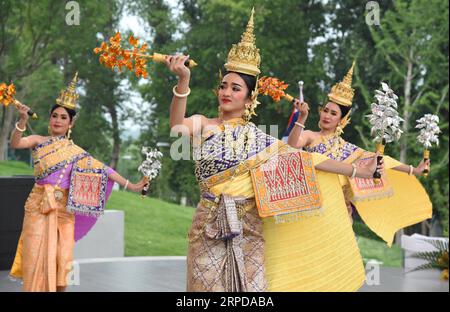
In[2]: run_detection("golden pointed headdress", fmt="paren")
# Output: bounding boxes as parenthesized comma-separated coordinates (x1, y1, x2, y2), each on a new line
(224, 8, 261, 77)
(56, 72, 79, 110)
(327, 61, 355, 107)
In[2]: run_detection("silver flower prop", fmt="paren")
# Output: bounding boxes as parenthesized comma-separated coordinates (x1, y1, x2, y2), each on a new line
(415, 114, 441, 177)
(367, 82, 404, 143)
(416, 114, 441, 149)
(138, 147, 163, 197)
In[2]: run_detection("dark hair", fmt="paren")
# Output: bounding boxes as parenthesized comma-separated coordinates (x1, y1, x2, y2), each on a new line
(336, 104, 351, 119)
(223, 71, 257, 98)
(50, 104, 77, 122)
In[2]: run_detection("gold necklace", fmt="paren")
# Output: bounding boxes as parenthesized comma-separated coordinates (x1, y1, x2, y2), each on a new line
(190, 121, 254, 243)
(223, 120, 254, 160)
(320, 132, 342, 159)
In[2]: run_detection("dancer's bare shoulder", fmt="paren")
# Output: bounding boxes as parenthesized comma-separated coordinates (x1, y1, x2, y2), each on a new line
(303, 130, 321, 146)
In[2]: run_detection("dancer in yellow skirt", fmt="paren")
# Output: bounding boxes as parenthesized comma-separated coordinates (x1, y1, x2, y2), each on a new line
(9, 73, 148, 292)
(166, 8, 384, 292)
(287, 62, 432, 246)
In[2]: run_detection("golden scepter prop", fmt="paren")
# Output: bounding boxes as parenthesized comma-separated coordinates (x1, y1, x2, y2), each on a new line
(416, 114, 441, 177)
(94, 32, 197, 78)
(0, 82, 38, 119)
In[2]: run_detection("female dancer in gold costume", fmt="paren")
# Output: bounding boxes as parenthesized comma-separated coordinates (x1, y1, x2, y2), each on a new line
(165, 9, 385, 291)
(9, 73, 147, 292)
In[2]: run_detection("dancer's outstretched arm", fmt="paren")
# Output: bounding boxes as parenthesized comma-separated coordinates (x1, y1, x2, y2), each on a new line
(392, 160, 430, 176)
(109, 171, 149, 193)
(315, 153, 384, 179)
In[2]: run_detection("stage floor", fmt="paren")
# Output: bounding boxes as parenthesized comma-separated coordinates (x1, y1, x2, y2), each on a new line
(1, 257, 448, 292)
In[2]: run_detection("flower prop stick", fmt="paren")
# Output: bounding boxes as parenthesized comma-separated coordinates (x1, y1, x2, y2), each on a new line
(0, 82, 38, 119)
(138, 147, 163, 198)
(366, 82, 403, 182)
(94, 32, 198, 79)
(416, 114, 441, 177)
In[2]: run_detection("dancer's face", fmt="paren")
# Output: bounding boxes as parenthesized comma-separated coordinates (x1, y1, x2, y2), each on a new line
(49, 106, 72, 136)
(218, 73, 251, 116)
(319, 102, 342, 131)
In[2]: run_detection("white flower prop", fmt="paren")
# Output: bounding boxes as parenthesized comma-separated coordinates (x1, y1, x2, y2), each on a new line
(367, 82, 404, 143)
(138, 147, 163, 196)
(416, 114, 441, 149)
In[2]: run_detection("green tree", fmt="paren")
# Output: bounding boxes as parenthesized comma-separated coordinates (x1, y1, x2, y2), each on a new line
(369, 0, 449, 237)
(0, 0, 66, 160)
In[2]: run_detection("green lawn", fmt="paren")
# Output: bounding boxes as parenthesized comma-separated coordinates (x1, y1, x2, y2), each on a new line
(0, 160, 33, 176)
(106, 190, 195, 256)
(357, 236, 402, 267)
(354, 221, 403, 267)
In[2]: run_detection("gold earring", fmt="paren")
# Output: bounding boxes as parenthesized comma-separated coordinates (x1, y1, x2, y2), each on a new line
(243, 105, 252, 122)
(48, 125, 52, 135)
(67, 127, 72, 140)
(318, 121, 322, 130)
(335, 124, 343, 136)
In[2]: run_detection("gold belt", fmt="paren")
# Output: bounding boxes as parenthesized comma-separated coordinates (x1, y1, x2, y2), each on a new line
(199, 196, 254, 220)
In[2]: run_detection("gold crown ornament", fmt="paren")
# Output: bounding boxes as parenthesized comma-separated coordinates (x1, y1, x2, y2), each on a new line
(56, 72, 79, 110)
(328, 61, 355, 107)
(327, 62, 356, 135)
(224, 7, 261, 77)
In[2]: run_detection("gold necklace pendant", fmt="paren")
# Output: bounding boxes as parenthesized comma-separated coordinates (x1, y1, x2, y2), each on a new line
(54, 187, 64, 202)
(321, 133, 340, 159)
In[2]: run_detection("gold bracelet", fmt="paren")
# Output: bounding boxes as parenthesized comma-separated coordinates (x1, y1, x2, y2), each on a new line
(350, 163, 357, 179)
(408, 165, 414, 176)
(15, 122, 26, 132)
(173, 85, 191, 98)
(294, 122, 305, 129)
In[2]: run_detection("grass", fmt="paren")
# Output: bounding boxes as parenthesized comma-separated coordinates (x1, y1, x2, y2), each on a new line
(0, 161, 33, 176)
(353, 221, 403, 267)
(106, 190, 195, 256)
(357, 236, 402, 267)
(0, 161, 402, 266)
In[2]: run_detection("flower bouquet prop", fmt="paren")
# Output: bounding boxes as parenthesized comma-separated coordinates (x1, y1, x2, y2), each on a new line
(0, 82, 38, 119)
(138, 147, 163, 198)
(94, 32, 197, 78)
(366, 82, 403, 183)
(415, 114, 441, 177)
(258, 76, 294, 103)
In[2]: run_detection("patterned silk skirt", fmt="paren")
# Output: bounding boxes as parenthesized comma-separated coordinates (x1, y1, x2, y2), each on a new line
(10, 184, 75, 292)
(187, 195, 267, 292)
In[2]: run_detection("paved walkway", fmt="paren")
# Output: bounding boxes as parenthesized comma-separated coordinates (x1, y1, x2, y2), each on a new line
(1, 257, 448, 292)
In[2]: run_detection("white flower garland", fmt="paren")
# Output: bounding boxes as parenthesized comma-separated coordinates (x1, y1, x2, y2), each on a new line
(366, 82, 404, 143)
(138, 147, 163, 182)
(416, 114, 441, 149)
